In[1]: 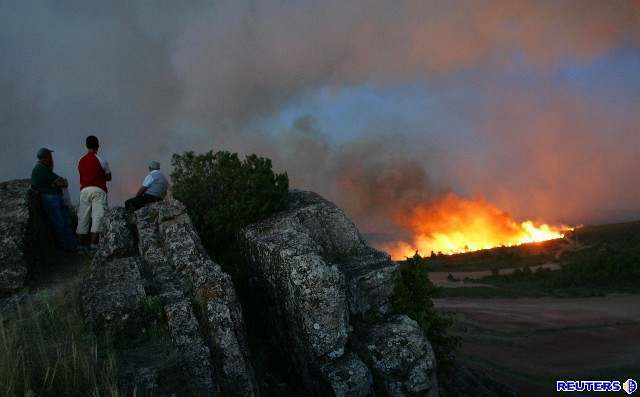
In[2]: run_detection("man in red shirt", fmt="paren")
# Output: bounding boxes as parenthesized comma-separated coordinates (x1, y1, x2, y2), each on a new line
(77, 135, 112, 249)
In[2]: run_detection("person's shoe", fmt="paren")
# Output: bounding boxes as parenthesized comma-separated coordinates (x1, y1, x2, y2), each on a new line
(78, 245, 90, 253)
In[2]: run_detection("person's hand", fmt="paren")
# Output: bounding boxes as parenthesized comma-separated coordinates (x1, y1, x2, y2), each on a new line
(53, 177, 68, 188)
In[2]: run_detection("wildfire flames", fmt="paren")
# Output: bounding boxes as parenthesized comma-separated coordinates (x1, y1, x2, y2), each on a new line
(382, 193, 572, 260)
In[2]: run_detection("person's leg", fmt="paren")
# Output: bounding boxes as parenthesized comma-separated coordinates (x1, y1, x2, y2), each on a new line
(90, 189, 108, 246)
(124, 196, 139, 212)
(41, 194, 77, 251)
(139, 194, 162, 208)
(58, 201, 78, 250)
(144, 194, 162, 205)
(76, 189, 91, 246)
(125, 195, 150, 211)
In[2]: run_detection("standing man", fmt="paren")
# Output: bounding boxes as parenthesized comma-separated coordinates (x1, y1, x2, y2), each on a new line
(31, 148, 77, 251)
(125, 160, 168, 211)
(77, 135, 111, 250)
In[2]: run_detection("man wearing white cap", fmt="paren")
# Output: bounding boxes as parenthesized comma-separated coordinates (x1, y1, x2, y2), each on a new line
(125, 160, 169, 211)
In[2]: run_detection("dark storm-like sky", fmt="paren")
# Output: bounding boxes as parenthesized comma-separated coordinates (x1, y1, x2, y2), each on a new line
(1, 0, 639, 237)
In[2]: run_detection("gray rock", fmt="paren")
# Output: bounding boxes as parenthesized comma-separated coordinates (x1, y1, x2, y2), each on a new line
(240, 191, 374, 364)
(240, 190, 411, 395)
(136, 202, 258, 397)
(241, 215, 349, 361)
(0, 179, 56, 295)
(320, 353, 373, 397)
(164, 300, 217, 396)
(356, 315, 438, 397)
(81, 257, 146, 332)
(92, 207, 135, 266)
(136, 206, 218, 396)
(342, 250, 398, 316)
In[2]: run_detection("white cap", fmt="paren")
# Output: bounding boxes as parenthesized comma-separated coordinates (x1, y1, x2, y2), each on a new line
(148, 160, 160, 170)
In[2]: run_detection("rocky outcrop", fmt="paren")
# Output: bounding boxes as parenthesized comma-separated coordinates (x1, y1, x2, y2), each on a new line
(82, 201, 258, 396)
(240, 190, 438, 396)
(136, 202, 258, 397)
(0, 179, 55, 295)
(91, 207, 135, 266)
(0, 177, 519, 397)
(81, 257, 146, 332)
(355, 315, 437, 396)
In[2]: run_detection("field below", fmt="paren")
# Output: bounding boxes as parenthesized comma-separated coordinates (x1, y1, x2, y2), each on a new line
(435, 294, 640, 396)
(415, 221, 640, 396)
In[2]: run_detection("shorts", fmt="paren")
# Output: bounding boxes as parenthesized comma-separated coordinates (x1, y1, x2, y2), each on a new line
(76, 186, 108, 234)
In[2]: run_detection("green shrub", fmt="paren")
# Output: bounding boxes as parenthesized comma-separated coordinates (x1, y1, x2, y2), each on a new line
(392, 261, 460, 375)
(171, 150, 289, 266)
(0, 281, 124, 397)
(550, 245, 640, 289)
(484, 244, 640, 293)
(142, 295, 163, 321)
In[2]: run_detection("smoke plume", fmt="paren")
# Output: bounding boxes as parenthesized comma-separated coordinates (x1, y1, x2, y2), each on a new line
(1, 0, 639, 244)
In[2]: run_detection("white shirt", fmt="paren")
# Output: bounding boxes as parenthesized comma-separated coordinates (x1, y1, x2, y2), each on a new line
(142, 170, 169, 198)
(95, 154, 110, 173)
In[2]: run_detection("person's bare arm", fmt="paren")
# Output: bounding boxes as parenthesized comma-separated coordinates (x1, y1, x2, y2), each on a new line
(136, 186, 147, 197)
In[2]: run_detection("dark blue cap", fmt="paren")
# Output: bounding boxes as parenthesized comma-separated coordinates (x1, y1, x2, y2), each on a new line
(37, 147, 54, 160)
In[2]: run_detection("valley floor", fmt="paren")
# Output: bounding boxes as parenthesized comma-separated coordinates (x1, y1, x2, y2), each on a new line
(435, 294, 640, 396)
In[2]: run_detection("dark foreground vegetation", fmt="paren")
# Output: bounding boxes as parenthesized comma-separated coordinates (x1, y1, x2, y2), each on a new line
(476, 246, 640, 295)
(393, 258, 460, 375)
(171, 150, 289, 268)
(0, 279, 123, 397)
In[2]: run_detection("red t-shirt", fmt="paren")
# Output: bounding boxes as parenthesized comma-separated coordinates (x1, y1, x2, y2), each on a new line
(78, 152, 108, 192)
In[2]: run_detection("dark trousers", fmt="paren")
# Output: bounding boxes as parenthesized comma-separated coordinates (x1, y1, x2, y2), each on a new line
(40, 193, 77, 251)
(125, 194, 162, 211)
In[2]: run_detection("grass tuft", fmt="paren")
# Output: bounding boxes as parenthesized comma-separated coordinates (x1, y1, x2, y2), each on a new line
(0, 280, 126, 397)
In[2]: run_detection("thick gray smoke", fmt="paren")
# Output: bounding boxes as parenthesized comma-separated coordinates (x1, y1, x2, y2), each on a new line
(1, 1, 639, 240)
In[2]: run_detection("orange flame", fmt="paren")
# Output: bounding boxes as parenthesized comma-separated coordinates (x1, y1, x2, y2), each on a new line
(381, 193, 571, 260)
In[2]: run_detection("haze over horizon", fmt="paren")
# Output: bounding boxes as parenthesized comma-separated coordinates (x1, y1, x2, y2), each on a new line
(1, 1, 639, 244)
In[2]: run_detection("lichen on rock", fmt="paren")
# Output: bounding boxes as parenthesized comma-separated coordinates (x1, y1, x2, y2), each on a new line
(136, 201, 258, 397)
(0, 179, 56, 296)
(81, 256, 146, 333)
(240, 190, 437, 396)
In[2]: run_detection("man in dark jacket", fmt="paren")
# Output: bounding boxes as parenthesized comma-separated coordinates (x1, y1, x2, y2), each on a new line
(31, 147, 77, 251)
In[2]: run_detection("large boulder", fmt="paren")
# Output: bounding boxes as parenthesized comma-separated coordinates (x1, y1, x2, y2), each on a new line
(135, 205, 217, 396)
(240, 190, 429, 396)
(164, 299, 217, 395)
(240, 193, 353, 391)
(81, 257, 146, 333)
(355, 315, 438, 397)
(320, 353, 374, 397)
(136, 201, 258, 397)
(81, 205, 147, 333)
(91, 207, 135, 266)
(0, 179, 55, 295)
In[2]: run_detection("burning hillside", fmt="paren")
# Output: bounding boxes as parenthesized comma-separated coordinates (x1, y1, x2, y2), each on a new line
(380, 193, 572, 260)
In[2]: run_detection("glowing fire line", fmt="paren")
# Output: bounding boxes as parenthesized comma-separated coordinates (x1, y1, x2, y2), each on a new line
(380, 193, 572, 260)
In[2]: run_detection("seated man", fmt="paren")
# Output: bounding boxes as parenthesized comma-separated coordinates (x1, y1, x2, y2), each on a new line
(125, 160, 169, 211)
(31, 148, 77, 252)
